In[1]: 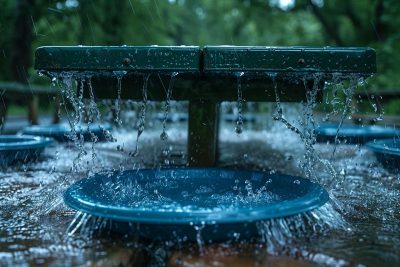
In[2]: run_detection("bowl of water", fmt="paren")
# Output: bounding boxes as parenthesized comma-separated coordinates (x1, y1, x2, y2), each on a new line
(64, 167, 329, 241)
(0, 135, 53, 167)
(366, 139, 400, 170)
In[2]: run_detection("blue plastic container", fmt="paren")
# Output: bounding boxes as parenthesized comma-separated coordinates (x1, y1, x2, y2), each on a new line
(22, 123, 112, 142)
(366, 139, 400, 171)
(64, 168, 329, 241)
(316, 124, 400, 144)
(0, 135, 53, 167)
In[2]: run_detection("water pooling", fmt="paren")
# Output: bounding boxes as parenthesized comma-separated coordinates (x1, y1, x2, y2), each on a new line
(2, 73, 398, 266)
(1, 115, 399, 266)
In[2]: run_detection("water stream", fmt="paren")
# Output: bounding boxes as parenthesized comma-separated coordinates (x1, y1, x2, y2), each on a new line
(131, 74, 150, 157)
(235, 72, 245, 135)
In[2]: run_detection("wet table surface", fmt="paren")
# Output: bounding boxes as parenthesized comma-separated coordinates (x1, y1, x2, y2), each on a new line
(0, 120, 399, 267)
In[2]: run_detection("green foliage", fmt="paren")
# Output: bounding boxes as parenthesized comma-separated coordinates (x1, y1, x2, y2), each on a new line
(0, 0, 399, 91)
(0, 0, 16, 80)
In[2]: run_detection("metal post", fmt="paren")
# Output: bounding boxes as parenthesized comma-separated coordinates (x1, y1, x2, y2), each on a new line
(188, 99, 219, 166)
(28, 96, 39, 125)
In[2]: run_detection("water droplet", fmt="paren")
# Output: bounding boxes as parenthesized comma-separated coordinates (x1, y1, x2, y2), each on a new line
(160, 131, 168, 141)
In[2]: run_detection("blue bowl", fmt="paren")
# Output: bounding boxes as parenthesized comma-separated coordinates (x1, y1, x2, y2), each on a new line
(22, 123, 112, 142)
(316, 124, 400, 144)
(64, 168, 329, 241)
(366, 139, 400, 171)
(0, 135, 53, 167)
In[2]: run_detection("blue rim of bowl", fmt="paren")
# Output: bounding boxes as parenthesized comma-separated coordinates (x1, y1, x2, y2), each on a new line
(365, 139, 400, 157)
(316, 124, 400, 138)
(22, 123, 112, 135)
(64, 168, 329, 225)
(0, 135, 54, 151)
(316, 124, 400, 145)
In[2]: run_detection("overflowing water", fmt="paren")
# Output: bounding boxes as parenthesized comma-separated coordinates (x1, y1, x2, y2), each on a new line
(0, 71, 399, 266)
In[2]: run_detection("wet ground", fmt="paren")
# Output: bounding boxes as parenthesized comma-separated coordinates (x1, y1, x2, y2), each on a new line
(0, 116, 399, 267)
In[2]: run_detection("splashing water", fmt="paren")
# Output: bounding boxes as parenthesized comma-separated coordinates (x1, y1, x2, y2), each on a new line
(331, 77, 358, 157)
(1, 68, 398, 266)
(58, 73, 88, 172)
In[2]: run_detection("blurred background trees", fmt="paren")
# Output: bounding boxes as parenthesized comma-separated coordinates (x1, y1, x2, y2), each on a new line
(0, 0, 399, 90)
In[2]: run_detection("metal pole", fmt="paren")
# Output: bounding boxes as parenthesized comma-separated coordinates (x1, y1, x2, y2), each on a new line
(187, 99, 219, 166)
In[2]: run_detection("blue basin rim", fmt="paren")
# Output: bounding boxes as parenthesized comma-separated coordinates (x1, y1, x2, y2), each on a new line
(365, 139, 400, 170)
(316, 124, 400, 144)
(0, 135, 54, 150)
(64, 168, 329, 225)
(22, 123, 112, 142)
(366, 139, 400, 156)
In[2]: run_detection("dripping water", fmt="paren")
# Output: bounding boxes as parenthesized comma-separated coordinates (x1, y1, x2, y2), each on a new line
(270, 73, 338, 188)
(331, 77, 357, 158)
(58, 73, 87, 172)
(160, 72, 178, 142)
(160, 72, 178, 165)
(85, 78, 101, 169)
(113, 70, 127, 126)
(130, 74, 150, 157)
(191, 222, 205, 255)
(235, 72, 245, 134)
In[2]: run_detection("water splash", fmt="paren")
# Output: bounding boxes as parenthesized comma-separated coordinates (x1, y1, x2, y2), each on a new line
(270, 74, 341, 189)
(331, 77, 357, 157)
(2, 120, 399, 266)
(6, 67, 394, 266)
(58, 73, 87, 172)
(193, 222, 205, 255)
(257, 202, 348, 256)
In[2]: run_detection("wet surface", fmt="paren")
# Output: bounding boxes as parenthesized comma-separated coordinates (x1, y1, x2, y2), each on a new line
(0, 118, 399, 266)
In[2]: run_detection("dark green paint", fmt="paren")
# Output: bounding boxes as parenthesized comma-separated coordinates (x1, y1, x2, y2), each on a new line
(188, 100, 219, 167)
(83, 73, 320, 102)
(35, 46, 376, 75)
(204, 46, 376, 75)
(34, 45, 376, 167)
(35, 46, 200, 72)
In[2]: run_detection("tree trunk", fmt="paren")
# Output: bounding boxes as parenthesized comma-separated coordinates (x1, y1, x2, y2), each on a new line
(10, 0, 34, 83)
(10, 0, 37, 124)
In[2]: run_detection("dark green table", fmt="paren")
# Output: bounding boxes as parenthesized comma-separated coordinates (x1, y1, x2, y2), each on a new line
(35, 46, 376, 166)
